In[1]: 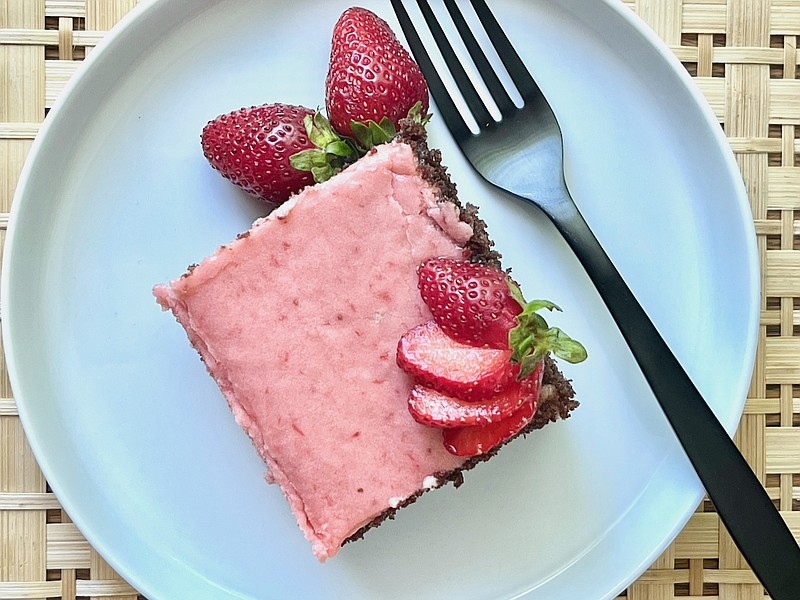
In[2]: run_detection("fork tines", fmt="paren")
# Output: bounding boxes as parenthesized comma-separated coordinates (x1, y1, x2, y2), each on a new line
(391, 0, 541, 137)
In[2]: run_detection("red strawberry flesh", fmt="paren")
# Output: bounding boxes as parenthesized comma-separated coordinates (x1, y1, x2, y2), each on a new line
(408, 381, 532, 429)
(418, 258, 523, 349)
(201, 103, 315, 205)
(325, 7, 429, 137)
(442, 363, 543, 456)
(442, 398, 537, 456)
(397, 320, 518, 400)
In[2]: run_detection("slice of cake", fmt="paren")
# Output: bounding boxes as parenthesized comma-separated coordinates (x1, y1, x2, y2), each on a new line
(154, 123, 578, 561)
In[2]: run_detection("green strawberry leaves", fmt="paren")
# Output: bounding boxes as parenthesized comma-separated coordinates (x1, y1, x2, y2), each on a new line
(350, 117, 397, 150)
(349, 101, 431, 151)
(506, 281, 587, 379)
(406, 100, 431, 127)
(305, 110, 347, 151)
(291, 103, 433, 179)
(289, 111, 357, 183)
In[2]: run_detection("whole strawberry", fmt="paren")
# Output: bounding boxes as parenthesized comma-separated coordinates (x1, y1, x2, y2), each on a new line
(325, 7, 429, 147)
(201, 103, 353, 206)
(418, 258, 523, 349)
(418, 257, 587, 378)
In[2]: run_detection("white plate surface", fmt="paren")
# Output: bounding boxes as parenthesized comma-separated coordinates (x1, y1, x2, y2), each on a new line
(3, 0, 758, 598)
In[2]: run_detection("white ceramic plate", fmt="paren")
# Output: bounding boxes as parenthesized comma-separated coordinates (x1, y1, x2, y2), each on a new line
(3, 0, 758, 598)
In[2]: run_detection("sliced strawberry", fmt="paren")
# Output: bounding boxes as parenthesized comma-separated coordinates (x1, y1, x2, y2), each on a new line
(408, 381, 532, 429)
(396, 320, 518, 400)
(442, 399, 538, 457)
(442, 364, 543, 457)
(417, 258, 523, 349)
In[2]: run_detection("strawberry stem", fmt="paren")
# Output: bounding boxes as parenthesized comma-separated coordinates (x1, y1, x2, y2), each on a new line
(506, 281, 587, 379)
(289, 111, 357, 183)
(293, 103, 434, 177)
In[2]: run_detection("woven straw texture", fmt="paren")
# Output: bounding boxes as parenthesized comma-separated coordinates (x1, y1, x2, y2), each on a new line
(1, 0, 799, 598)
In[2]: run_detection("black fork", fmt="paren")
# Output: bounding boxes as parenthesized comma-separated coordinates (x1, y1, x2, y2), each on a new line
(390, 1, 800, 597)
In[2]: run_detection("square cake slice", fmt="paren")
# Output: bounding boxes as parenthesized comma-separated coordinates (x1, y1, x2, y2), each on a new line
(154, 126, 577, 561)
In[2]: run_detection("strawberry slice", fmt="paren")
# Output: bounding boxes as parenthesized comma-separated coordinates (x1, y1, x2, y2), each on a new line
(396, 320, 518, 400)
(442, 364, 544, 457)
(408, 381, 532, 429)
(442, 399, 538, 457)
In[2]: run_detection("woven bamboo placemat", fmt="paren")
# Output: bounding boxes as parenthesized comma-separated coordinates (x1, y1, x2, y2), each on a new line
(1, 0, 798, 598)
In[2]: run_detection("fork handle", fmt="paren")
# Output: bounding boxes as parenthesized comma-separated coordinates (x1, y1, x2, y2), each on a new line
(541, 189, 800, 599)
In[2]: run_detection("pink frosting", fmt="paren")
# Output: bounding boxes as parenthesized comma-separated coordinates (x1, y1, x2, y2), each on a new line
(154, 142, 472, 561)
